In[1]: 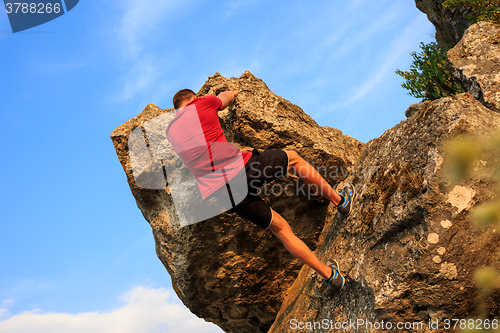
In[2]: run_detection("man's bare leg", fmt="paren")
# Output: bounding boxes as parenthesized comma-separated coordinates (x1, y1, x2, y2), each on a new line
(284, 150, 342, 206)
(269, 150, 348, 281)
(268, 209, 332, 280)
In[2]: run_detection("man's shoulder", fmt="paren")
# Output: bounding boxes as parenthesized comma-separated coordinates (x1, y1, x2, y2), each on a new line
(198, 94, 219, 102)
(195, 95, 222, 111)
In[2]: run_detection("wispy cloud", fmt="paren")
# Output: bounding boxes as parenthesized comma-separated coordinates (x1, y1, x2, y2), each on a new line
(327, 3, 402, 62)
(223, 0, 261, 19)
(108, 0, 194, 103)
(0, 301, 13, 320)
(113, 58, 159, 102)
(116, 0, 186, 58)
(0, 287, 222, 333)
(41, 62, 87, 72)
(317, 14, 429, 114)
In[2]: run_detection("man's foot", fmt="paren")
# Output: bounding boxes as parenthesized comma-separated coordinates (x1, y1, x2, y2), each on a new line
(323, 259, 345, 291)
(336, 181, 355, 216)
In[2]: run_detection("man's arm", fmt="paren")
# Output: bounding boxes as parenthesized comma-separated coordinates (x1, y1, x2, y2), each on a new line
(217, 90, 239, 110)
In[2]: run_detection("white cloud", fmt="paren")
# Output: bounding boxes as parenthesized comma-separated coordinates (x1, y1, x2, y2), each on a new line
(223, 0, 261, 19)
(41, 62, 87, 72)
(108, 0, 196, 103)
(112, 58, 159, 102)
(116, 0, 186, 58)
(317, 14, 430, 114)
(0, 309, 9, 320)
(0, 287, 223, 333)
(328, 3, 402, 62)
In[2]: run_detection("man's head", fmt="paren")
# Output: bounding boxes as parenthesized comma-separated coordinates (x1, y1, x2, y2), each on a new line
(173, 89, 196, 109)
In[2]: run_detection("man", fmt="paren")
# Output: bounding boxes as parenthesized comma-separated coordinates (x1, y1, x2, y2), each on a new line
(166, 88, 355, 290)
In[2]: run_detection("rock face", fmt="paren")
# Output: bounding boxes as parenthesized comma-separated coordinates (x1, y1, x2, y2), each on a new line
(111, 22, 500, 333)
(405, 101, 431, 118)
(267, 23, 500, 333)
(448, 22, 500, 113)
(415, 0, 473, 46)
(268, 93, 500, 333)
(111, 72, 362, 333)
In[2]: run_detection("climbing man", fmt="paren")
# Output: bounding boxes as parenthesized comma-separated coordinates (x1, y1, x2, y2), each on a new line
(166, 88, 355, 290)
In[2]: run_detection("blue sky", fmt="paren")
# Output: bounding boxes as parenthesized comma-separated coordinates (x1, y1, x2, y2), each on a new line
(0, 1, 435, 332)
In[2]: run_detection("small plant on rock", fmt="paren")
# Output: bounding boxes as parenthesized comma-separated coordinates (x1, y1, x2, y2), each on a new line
(443, 0, 500, 24)
(396, 42, 465, 101)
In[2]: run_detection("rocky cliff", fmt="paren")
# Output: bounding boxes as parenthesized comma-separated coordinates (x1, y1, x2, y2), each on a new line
(111, 23, 500, 333)
(415, 0, 474, 46)
(448, 22, 500, 113)
(267, 22, 500, 333)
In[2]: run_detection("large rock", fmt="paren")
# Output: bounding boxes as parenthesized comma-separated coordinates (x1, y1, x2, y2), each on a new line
(448, 22, 500, 113)
(267, 23, 500, 332)
(110, 72, 362, 333)
(269, 93, 500, 333)
(415, 0, 473, 46)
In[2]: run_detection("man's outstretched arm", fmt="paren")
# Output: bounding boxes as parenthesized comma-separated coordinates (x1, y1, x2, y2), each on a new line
(217, 90, 239, 109)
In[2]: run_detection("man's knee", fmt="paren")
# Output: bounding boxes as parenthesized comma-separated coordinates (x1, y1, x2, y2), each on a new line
(269, 210, 290, 234)
(285, 150, 304, 168)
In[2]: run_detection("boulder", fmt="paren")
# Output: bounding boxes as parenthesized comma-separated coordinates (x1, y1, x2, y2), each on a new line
(267, 24, 500, 328)
(110, 71, 362, 333)
(269, 93, 500, 333)
(448, 22, 500, 113)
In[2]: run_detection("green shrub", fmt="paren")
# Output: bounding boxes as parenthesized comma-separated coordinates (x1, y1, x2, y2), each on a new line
(395, 42, 465, 101)
(443, 0, 500, 24)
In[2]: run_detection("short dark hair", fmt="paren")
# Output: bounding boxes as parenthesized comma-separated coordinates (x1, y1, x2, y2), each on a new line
(173, 89, 196, 109)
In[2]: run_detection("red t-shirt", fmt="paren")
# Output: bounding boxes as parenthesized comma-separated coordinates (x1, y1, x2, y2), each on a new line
(166, 95, 252, 199)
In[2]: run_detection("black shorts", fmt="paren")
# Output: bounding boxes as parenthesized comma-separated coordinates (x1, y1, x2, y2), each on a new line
(210, 149, 289, 229)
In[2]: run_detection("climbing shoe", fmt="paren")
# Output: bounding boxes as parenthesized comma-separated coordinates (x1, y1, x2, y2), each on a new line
(336, 181, 355, 217)
(323, 259, 345, 291)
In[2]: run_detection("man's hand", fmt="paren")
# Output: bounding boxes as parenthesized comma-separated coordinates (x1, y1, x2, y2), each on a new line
(217, 90, 239, 109)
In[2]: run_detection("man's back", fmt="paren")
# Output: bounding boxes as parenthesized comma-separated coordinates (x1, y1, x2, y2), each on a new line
(166, 95, 251, 199)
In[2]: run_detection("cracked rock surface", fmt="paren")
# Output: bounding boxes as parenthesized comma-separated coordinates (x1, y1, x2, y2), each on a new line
(415, 0, 473, 46)
(448, 22, 500, 113)
(269, 93, 500, 333)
